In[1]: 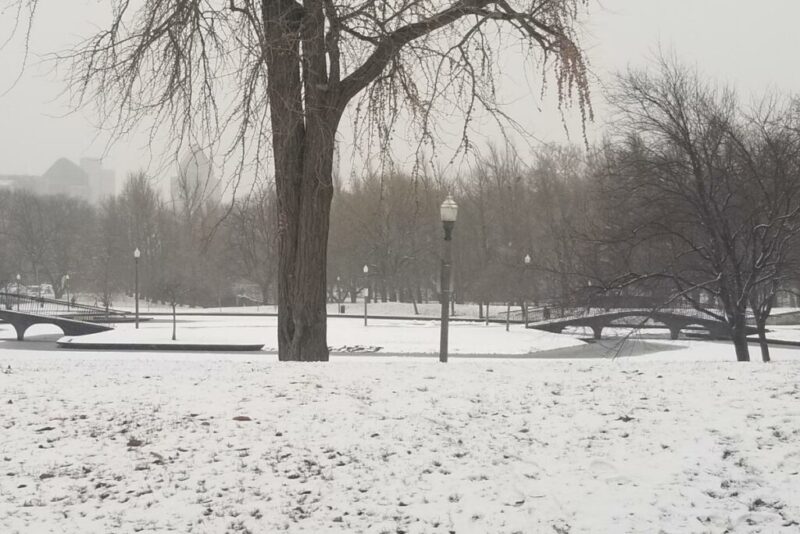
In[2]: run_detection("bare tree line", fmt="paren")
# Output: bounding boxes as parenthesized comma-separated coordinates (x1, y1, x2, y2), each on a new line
(0, 172, 230, 310)
(2, 48, 800, 362)
(0, 152, 588, 315)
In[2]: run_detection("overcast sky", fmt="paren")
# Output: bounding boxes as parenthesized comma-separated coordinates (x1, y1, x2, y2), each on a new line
(1, 0, 799, 190)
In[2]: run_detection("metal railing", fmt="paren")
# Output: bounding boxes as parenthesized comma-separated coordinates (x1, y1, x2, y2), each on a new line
(516, 302, 731, 324)
(0, 292, 132, 323)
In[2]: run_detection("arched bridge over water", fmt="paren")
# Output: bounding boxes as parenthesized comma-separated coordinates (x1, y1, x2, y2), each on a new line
(527, 308, 755, 340)
(0, 292, 126, 340)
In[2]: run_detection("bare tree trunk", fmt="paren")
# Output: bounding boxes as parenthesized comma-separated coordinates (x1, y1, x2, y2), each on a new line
(274, 135, 335, 361)
(756, 320, 770, 363)
(731, 313, 750, 362)
(259, 281, 271, 305)
(750, 292, 774, 363)
(732, 333, 750, 362)
(265, 2, 341, 362)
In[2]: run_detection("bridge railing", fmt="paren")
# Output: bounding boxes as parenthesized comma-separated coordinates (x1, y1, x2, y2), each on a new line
(0, 292, 131, 322)
(522, 303, 731, 324)
(497, 305, 594, 323)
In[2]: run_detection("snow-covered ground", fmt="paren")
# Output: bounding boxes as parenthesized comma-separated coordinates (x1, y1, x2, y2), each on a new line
(754, 326, 800, 344)
(1, 319, 799, 533)
(55, 316, 585, 355)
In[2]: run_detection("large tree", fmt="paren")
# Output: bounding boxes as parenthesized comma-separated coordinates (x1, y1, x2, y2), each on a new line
(606, 59, 800, 362)
(7, 0, 591, 360)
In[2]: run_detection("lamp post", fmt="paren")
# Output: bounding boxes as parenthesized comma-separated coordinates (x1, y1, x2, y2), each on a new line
(134, 248, 141, 329)
(15, 273, 20, 311)
(362, 265, 369, 326)
(439, 194, 458, 363)
(336, 275, 343, 313)
(523, 254, 531, 328)
(65, 274, 70, 311)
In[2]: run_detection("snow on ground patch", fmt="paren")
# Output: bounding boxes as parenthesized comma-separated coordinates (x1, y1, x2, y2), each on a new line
(752, 325, 800, 344)
(52, 316, 585, 355)
(1, 347, 799, 533)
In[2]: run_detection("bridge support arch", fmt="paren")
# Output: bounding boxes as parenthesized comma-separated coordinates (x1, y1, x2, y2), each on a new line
(13, 323, 28, 341)
(591, 325, 603, 340)
(10, 319, 35, 341)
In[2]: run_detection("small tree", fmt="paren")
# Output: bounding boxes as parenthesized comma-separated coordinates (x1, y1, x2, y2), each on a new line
(161, 278, 185, 341)
(158, 250, 189, 341)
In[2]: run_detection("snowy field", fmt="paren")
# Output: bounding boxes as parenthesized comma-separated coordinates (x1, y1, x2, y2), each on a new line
(57, 315, 585, 356)
(1, 319, 800, 533)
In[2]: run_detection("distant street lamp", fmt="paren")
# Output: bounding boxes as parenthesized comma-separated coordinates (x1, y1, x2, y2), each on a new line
(15, 273, 20, 311)
(134, 248, 141, 329)
(65, 274, 71, 311)
(523, 254, 531, 328)
(363, 264, 369, 326)
(439, 194, 458, 363)
(336, 275, 342, 313)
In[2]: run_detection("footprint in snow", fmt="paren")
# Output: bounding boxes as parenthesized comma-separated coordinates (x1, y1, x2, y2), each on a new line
(589, 460, 618, 478)
(589, 460, 632, 485)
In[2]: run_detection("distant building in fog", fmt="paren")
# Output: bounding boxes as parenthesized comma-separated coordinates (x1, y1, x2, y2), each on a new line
(41, 158, 90, 198)
(170, 147, 220, 209)
(0, 157, 115, 204)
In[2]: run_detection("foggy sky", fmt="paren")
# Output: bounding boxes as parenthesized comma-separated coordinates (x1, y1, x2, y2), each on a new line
(1, 0, 799, 190)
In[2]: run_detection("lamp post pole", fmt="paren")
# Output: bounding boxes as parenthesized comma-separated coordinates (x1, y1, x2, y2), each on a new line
(523, 254, 531, 328)
(336, 275, 341, 311)
(15, 273, 20, 311)
(363, 265, 369, 326)
(439, 195, 458, 363)
(134, 248, 141, 329)
(65, 274, 70, 311)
